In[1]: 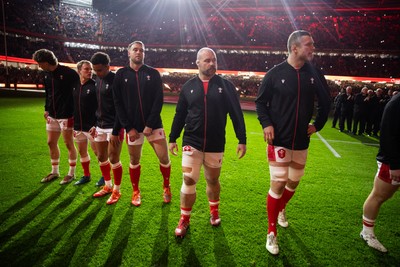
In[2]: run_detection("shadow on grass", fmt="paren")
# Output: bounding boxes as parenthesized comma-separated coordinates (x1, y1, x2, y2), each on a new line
(151, 203, 170, 266)
(0, 188, 93, 266)
(375, 248, 398, 266)
(183, 243, 201, 267)
(0, 184, 47, 225)
(103, 207, 135, 266)
(74, 204, 115, 267)
(212, 225, 236, 267)
(343, 131, 380, 147)
(175, 229, 201, 267)
(276, 227, 319, 266)
(45, 200, 105, 267)
(0, 185, 66, 245)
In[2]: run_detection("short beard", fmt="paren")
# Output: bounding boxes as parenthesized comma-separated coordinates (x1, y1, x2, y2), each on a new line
(202, 68, 216, 77)
(131, 58, 143, 65)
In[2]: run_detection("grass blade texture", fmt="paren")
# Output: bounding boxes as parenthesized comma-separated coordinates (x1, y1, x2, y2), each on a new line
(0, 97, 398, 266)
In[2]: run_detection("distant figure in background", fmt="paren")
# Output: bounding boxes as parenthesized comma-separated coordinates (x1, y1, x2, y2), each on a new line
(360, 93, 400, 253)
(90, 52, 125, 205)
(365, 89, 377, 136)
(352, 87, 368, 135)
(256, 30, 330, 255)
(339, 86, 354, 133)
(72, 60, 98, 185)
(371, 88, 385, 137)
(113, 41, 172, 206)
(169, 47, 247, 238)
(332, 88, 344, 128)
(33, 49, 78, 184)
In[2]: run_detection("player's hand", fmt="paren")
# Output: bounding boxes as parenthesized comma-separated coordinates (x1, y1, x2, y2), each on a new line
(236, 144, 246, 159)
(88, 126, 96, 138)
(307, 124, 317, 137)
(263, 126, 274, 145)
(44, 111, 49, 119)
(143, 126, 152, 137)
(169, 142, 178, 156)
(390, 169, 400, 183)
(128, 129, 139, 142)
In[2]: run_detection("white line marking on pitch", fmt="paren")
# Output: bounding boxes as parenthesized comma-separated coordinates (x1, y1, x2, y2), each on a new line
(249, 131, 378, 158)
(311, 138, 379, 147)
(316, 132, 341, 158)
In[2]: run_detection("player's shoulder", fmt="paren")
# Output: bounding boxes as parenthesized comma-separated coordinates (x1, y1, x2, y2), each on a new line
(143, 64, 162, 77)
(263, 61, 287, 79)
(214, 75, 235, 89)
(59, 64, 76, 74)
(115, 66, 130, 75)
(182, 75, 199, 87)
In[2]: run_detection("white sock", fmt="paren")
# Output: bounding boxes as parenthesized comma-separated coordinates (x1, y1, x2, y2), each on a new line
(362, 215, 375, 235)
(68, 159, 77, 176)
(105, 180, 113, 188)
(51, 159, 59, 174)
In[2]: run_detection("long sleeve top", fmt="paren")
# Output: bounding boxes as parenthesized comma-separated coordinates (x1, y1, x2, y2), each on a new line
(113, 64, 164, 133)
(94, 71, 122, 135)
(43, 64, 79, 119)
(73, 78, 97, 132)
(169, 74, 246, 152)
(256, 61, 331, 150)
(377, 93, 400, 170)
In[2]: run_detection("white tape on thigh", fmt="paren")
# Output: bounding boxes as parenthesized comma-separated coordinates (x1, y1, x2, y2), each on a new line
(269, 165, 288, 182)
(182, 163, 200, 183)
(288, 167, 305, 182)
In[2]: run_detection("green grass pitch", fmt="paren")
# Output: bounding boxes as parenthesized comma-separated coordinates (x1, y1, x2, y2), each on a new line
(0, 96, 399, 266)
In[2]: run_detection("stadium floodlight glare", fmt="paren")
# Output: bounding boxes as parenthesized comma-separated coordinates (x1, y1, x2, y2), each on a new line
(61, 0, 92, 7)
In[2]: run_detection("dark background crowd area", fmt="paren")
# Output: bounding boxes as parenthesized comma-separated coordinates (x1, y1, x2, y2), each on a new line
(5, 0, 400, 50)
(1, 0, 399, 100)
(1, 64, 398, 101)
(2, 0, 399, 78)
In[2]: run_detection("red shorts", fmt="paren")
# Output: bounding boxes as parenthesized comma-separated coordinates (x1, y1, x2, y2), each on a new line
(376, 161, 400, 185)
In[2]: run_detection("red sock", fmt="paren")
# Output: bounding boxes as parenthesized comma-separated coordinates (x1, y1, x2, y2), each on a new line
(267, 192, 280, 235)
(100, 161, 111, 181)
(112, 162, 123, 186)
(209, 199, 220, 216)
(363, 216, 375, 227)
(160, 163, 171, 188)
(180, 207, 192, 221)
(81, 160, 90, 177)
(129, 164, 141, 191)
(279, 187, 295, 212)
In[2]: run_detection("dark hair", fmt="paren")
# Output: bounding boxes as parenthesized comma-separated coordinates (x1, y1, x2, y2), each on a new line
(287, 30, 312, 53)
(32, 49, 58, 65)
(90, 52, 111, 65)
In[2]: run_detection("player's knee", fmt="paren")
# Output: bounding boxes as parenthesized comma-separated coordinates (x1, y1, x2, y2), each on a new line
(109, 150, 121, 163)
(181, 165, 199, 194)
(269, 165, 288, 182)
(182, 167, 199, 183)
(288, 167, 304, 182)
(64, 140, 75, 150)
(181, 177, 197, 194)
(159, 159, 171, 167)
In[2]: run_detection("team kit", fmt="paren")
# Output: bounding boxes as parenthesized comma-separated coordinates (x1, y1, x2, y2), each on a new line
(32, 31, 398, 255)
